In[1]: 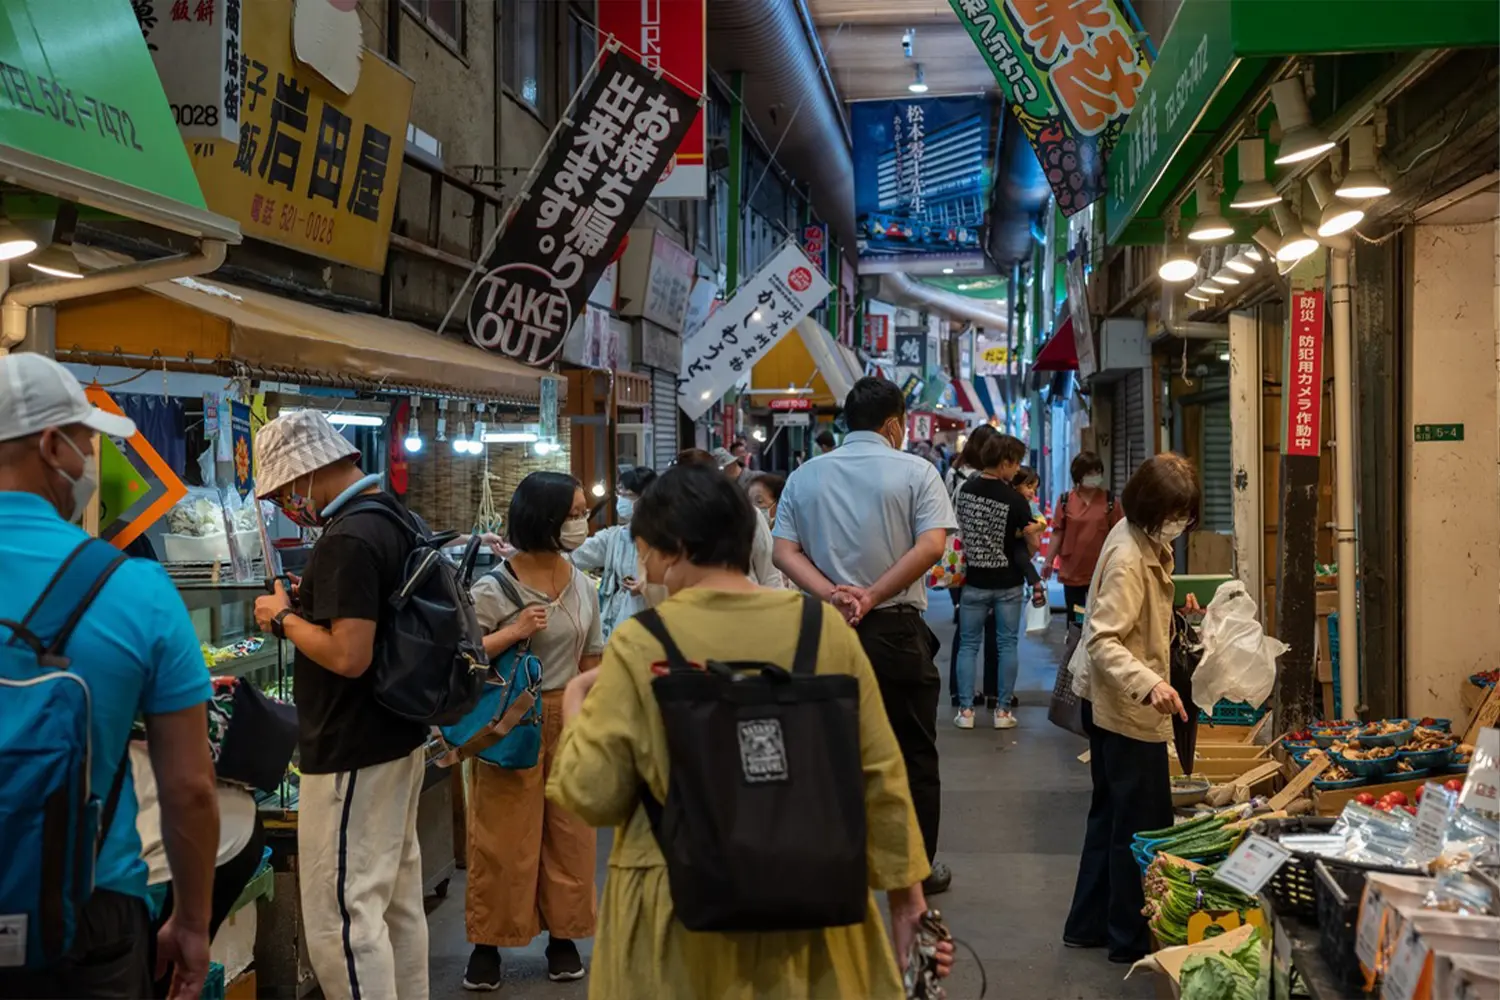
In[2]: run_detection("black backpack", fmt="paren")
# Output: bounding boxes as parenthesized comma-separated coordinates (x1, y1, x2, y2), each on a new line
(632, 595, 867, 932)
(334, 497, 488, 726)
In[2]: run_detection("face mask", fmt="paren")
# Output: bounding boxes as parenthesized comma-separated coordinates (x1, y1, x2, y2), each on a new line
(1157, 518, 1189, 543)
(48, 432, 98, 523)
(884, 420, 906, 452)
(615, 496, 634, 522)
(560, 517, 589, 551)
(758, 505, 774, 525)
(276, 476, 323, 529)
(1082, 474, 1105, 489)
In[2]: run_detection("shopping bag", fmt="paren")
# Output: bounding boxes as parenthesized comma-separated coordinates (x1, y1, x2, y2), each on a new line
(925, 534, 966, 589)
(1024, 599, 1050, 635)
(1047, 622, 1087, 737)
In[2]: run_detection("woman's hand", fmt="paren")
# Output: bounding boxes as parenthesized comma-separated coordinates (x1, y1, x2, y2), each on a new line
(1148, 680, 1189, 721)
(1182, 592, 1202, 613)
(1031, 584, 1048, 608)
(621, 575, 647, 596)
(514, 605, 549, 639)
(562, 667, 601, 723)
(888, 886, 955, 978)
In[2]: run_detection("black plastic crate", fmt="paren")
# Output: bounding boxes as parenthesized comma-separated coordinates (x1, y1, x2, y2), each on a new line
(1250, 816, 1338, 919)
(1314, 860, 1372, 988)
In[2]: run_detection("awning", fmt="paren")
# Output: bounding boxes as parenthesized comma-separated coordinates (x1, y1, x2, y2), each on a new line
(953, 379, 984, 414)
(1033, 317, 1080, 372)
(54, 272, 559, 403)
(0, 0, 240, 243)
(973, 376, 1003, 421)
(750, 317, 855, 408)
(1105, 0, 1497, 246)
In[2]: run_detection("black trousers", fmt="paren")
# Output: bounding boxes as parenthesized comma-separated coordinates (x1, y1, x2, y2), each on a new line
(1063, 700, 1172, 960)
(0, 891, 152, 1000)
(855, 607, 942, 862)
(148, 814, 267, 997)
(946, 586, 1000, 708)
(1063, 584, 1091, 627)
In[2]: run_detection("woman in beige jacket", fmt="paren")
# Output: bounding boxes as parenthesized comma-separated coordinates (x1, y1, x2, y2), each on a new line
(1062, 454, 1200, 963)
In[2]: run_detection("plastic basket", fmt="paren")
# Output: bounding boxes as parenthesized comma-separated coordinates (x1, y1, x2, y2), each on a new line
(1352, 725, 1415, 748)
(1314, 861, 1370, 987)
(1398, 745, 1454, 770)
(1253, 817, 1414, 923)
(1312, 726, 1355, 748)
(1313, 775, 1369, 792)
(1197, 699, 1268, 725)
(200, 961, 226, 1000)
(1333, 750, 1401, 778)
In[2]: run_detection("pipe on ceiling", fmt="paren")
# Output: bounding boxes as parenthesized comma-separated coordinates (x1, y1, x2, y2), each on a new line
(1150, 290, 1229, 342)
(873, 271, 1010, 331)
(708, 0, 856, 255)
(988, 111, 1053, 267)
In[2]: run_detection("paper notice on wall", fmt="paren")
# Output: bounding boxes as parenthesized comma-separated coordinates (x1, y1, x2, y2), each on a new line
(1459, 727, 1498, 814)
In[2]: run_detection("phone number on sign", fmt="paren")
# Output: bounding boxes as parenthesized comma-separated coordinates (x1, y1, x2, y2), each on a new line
(248, 195, 336, 246)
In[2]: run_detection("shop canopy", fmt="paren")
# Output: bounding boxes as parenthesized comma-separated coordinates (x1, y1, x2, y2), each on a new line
(952, 378, 985, 415)
(0, 0, 239, 243)
(1033, 317, 1080, 372)
(56, 262, 559, 404)
(1106, 0, 1497, 246)
(973, 375, 1003, 422)
(750, 317, 861, 409)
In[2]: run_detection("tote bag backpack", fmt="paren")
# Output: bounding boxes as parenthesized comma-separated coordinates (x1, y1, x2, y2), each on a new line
(632, 596, 867, 932)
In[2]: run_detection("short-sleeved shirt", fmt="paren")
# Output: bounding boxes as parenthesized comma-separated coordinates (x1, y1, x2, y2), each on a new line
(295, 492, 426, 774)
(0, 491, 211, 901)
(471, 562, 604, 690)
(955, 475, 1039, 591)
(773, 430, 957, 611)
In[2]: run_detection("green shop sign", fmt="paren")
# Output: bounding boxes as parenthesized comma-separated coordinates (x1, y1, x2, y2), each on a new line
(0, 0, 212, 220)
(1106, 0, 1499, 246)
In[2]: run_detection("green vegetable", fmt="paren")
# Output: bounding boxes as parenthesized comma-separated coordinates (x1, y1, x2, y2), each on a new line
(1138, 813, 1223, 840)
(1179, 929, 1265, 1000)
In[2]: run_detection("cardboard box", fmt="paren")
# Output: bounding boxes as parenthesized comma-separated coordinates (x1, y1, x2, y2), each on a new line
(1314, 776, 1430, 816)
(1199, 722, 1258, 745)
(1129, 923, 1260, 1000)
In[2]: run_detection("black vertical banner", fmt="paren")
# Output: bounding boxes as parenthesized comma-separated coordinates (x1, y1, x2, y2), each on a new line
(468, 49, 697, 367)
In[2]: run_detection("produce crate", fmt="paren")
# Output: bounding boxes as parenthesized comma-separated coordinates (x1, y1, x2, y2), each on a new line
(200, 962, 226, 1000)
(1197, 699, 1268, 726)
(1250, 816, 1336, 919)
(1313, 775, 1428, 815)
(1314, 861, 1371, 988)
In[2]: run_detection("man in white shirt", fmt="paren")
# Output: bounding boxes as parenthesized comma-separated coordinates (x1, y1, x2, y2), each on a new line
(772, 377, 957, 893)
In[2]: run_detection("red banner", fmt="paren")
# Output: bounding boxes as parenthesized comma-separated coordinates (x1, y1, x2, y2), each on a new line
(597, 0, 706, 199)
(1284, 289, 1325, 457)
(864, 314, 890, 354)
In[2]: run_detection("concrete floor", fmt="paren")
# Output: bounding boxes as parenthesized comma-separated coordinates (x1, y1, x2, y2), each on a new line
(424, 597, 1158, 999)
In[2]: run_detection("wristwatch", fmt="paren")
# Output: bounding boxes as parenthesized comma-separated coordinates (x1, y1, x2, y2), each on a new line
(270, 608, 297, 640)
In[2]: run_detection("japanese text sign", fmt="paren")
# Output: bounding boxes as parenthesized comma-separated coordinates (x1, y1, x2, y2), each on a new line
(802, 223, 828, 276)
(138, 0, 238, 140)
(1283, 288, 1325, 458)
(949, 0, 1151, 215)
(187, 0, 413, 271)
(895, 332, 928, 370)
(851, 96, 992, 270)
(469, 48, 697, 368)
(641, 231, 697, 333)
(864, 314, 890, 354)
(677, 241, 833, 420)
(597, 0, 706, 198)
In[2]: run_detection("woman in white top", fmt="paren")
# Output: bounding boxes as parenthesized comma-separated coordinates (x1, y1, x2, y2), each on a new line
(570, 466, 661, 637)
(461, 472, 604, 990)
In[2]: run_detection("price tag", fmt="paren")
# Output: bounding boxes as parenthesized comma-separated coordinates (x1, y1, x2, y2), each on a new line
(1211, 833, 1293, 896)
(1382, 925, 1430, 1000)
(1458, 727, 1498, 814)
(1355, 887, 1386, 970)
(1412, 784, 1456, 860)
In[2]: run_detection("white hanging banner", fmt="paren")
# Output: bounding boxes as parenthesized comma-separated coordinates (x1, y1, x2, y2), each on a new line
(677, 242, 832, 420)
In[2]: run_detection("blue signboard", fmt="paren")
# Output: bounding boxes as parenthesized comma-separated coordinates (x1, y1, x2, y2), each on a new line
(851, 96, 994, 272)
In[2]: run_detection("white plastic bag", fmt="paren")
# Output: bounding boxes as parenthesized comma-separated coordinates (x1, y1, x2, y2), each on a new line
(1191, 580, 1288, 712)
(1025, 600, 1050, 635)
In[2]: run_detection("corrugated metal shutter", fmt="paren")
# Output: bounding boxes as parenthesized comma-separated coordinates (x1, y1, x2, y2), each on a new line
(647, 368, 679, 471)
(1109, 379, 1128, 492)
(1202, 398, 1234, 531)
(1110, 369, 1147, 490)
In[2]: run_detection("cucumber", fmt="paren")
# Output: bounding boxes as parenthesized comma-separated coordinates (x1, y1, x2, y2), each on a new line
(1137, 814, 1222, 841)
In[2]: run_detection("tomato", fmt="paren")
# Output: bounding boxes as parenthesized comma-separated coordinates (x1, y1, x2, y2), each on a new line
(1374, 801, 1393, 811)
(1355, 793, 1377, 806)
(1385, 791, 1408, 807)
(1405, 805, 1419, 816)
(1414, 785, 1425, 803)
(1444, 779, 1465, 793)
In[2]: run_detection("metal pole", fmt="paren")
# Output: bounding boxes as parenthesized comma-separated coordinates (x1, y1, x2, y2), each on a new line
(1330, 248, 1360, 719)
(726, 71, 745, 298)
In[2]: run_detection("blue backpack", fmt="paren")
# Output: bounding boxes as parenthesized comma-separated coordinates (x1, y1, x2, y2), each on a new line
(437, 565, 544, 770)
(0, 538, 130, 969)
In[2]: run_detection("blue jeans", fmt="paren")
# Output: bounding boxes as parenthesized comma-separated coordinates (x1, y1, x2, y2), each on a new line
(956, 585, 1024, 710)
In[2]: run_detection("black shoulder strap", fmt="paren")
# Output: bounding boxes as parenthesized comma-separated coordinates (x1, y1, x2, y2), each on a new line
(632, 609, 694, 674)
(98, 741, 132, 852)
(486, 562, 529, 608)
(1057, 491, 1070, 535)
(338, 495, 415, 535)
(790, 595, 823, 676)
(1107, 491, 1116, 514)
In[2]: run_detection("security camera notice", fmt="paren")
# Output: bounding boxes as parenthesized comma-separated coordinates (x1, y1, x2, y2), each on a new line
(466, 48, 697, 369)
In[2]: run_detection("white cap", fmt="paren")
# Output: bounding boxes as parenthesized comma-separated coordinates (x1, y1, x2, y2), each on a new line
(254, 409, 360, 499)
(0, 352, 137, 443)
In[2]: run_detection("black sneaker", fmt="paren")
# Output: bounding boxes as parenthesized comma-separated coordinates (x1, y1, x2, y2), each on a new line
(922, 860, 952, 896)
(463, 945, 501, 992)
(546, 937, 586, 982)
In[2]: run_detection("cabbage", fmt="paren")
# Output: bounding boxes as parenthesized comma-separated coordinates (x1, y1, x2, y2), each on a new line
(1180, 929, 1263, 1000)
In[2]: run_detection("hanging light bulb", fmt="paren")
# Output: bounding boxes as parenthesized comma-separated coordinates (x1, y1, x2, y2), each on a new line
(1212, 264, 1242, 286)
(451, 420, 470, 454)
(0, 213, 38, 261)
(1336, 124, 1390, 200)
(1158, 241, 1199, 283)
(1270, 205, 1319, 262)
(1225, 244, 1257, 274)
(1308, 169, 1364, 236)
(1229, 138, 1282, 209)
(1185, 287, 1213, 303)
(404, 395, 424, 453)
(907, 64, 928, 94)
(27, 244, 83, 278)
(1244, 245, 1264, 263)
(1271, 77, 1334, 165)
(1187, 177, 1234, 242)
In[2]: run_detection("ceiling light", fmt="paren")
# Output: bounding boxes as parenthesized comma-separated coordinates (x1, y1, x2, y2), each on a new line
(0, 216, 38, 261)
(1244, 245, 1264, 262)
(483, 431, 540, 444)
(1212, 265, 1241, 286)
(1187, 177, 1234, 242)
(404, 432, 424, 453)
(1308, 169, 1364, 236)
(1271, 77, 1334, 165)
(1226, 246, 1257, 273)
(591, 481, 607, 498)
(942, 267, 954, 274)
(1158, 243, 1199, 283)
(1218, 350, 1231, 361)
(1271, 204, 1319, 262)
(27, 244, 83, 279)
(1229, 138, 1282, 209)
(751, 427, 766, 441)
(1336, 124, 1390, 200)
(1200, 274, 1225, 290)
(908, 64, 928, 94)
(324, 412, 386, 428)
(1185, 288, 1213, 303)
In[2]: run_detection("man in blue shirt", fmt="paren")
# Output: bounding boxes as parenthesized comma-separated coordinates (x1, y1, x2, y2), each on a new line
(773, 377, 957, 894)
(0, 354, 218, 1000)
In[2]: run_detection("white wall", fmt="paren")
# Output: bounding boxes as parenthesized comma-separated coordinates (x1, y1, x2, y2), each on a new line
(1404, 218, 1500, 719)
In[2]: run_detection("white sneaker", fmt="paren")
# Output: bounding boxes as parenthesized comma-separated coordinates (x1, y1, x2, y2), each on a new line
(954, 710, 975, 730)
(994, 710, 1018, 730)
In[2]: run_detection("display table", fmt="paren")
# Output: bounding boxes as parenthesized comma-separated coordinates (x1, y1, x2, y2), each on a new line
(1262, 895, 1364, 1000)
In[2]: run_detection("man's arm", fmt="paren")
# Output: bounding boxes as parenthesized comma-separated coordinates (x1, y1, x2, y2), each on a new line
(855, 527, 948, 611)
(283, 613, 377, 678)
(144, 703, 218, 937)
(773, 537, 839, 601)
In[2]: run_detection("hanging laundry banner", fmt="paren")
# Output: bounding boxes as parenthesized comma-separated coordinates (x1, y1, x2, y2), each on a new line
(949, 0, 1150, 215)
(851, 96, 992, 272)
(468, 46, 698, 368)
(677, 241, 833, 421)
(230, 400, 253, 498)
